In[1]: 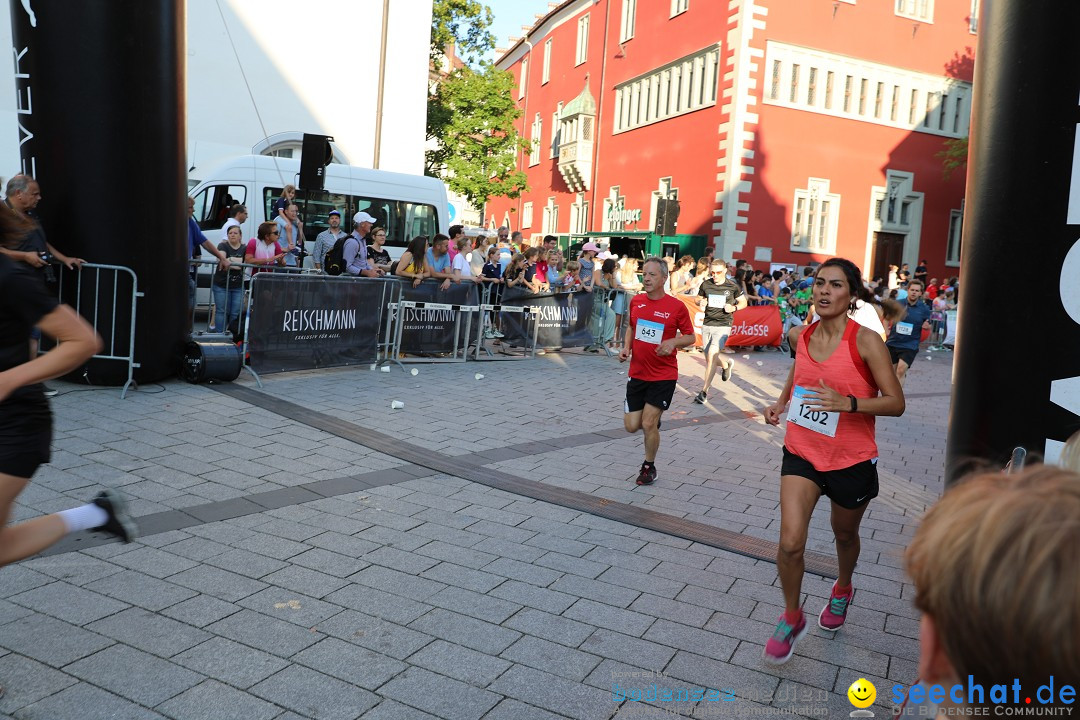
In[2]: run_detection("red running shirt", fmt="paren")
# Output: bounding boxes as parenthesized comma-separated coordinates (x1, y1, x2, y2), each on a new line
(628, 293, 693, 382)
(785, 320, 880, 471)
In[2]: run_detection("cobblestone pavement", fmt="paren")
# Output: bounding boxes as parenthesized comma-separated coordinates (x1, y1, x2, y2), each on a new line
(0, 342, 954, 719)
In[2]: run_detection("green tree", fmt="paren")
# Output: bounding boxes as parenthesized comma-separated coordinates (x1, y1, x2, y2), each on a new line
(427, 0, 528, 208)
(426, 65, 529, 208)
(430, 0, 494, 68)
(938, 136, 968, 181)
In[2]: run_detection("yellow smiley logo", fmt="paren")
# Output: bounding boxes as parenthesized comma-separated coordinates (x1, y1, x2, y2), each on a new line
(847, 678, 877, 709)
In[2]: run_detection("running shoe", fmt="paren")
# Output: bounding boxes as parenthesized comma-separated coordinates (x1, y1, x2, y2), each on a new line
(91, 489, 138, 543)
(635, 463, 657, 486)
(762, 612, 808, 665)
(42, 384, 58, 398)
(818, 582, 855, 631)
(483, 329, 496, 339)
(692, 390, 707, 404)
(722, 363, 733, 382)
(492, 329, 505, 338)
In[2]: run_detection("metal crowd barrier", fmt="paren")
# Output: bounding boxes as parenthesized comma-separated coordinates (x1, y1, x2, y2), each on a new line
(588, 286, 633, 357)
(384, 298, 477, 364)
(50, 262, 142, 398)
(473, 284, 540, 360)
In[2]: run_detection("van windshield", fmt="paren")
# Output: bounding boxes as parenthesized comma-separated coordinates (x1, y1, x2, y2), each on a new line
(264, 188, 438, 249)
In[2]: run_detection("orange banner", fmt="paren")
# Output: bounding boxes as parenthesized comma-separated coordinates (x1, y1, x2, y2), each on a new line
(674, 297, 783, 347)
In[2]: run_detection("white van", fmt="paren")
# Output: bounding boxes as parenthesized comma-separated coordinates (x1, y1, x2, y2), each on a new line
(188, 155, 449, 304)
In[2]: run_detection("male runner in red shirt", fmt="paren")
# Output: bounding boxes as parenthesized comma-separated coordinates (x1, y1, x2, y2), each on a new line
(620, 257, 695, 485)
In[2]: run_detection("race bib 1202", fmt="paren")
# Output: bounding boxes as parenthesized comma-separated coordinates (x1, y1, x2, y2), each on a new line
(787, 384, 839, 438)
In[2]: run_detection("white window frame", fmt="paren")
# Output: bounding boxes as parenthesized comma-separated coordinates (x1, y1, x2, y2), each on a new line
(576, 14, 589, 66)
(620, 0, 636, 43)
(522, 202, 534, 229)
(670, 0, 689, 18)
(881, 170, 916, 231)
(946, 203, 964, 267)
(613, 44, 720, 134)
(542, 39, 552, 85)
(518, 58, 527, 99)
(570, 193, 589, 234)
(969, 0, 979, 33)
(790, 178, 840, 254)
(650, 177, 679, 230)
(550, 103, 563, 159)
(542, 197, 559, 234)
(602, 186, 623, 232)
(529, 113, 542, 166)
(895, 0, 933, 23)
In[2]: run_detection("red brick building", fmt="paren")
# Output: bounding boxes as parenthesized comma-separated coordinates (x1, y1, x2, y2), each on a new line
(487, 0, 978, 281)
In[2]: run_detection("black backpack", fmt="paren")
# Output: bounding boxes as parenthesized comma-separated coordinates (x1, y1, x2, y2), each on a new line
(323, 235, 350, 276)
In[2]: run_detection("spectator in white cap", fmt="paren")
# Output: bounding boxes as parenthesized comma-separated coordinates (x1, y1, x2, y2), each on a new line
(313, 209, 346, 272)
(579, 242, 600, 290)
(344, 211, 383, 277)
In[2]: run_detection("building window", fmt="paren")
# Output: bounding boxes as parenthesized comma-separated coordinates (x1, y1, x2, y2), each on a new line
(519, 59, 527, 99)
(620, 0, 636, 42)
(969, 0, 979, 33)
(670, 0, 689, 17)
(530, 113, 542, 166)
(542, 39, 552, 84)
(570, 193, 588, 234)
(602, 186, 623, 231)
(576, 14, 589, 65)
(613, 44, 720, 133)
(542, 197, 559, 234)
(881, 171, 918, 231)
(946, 205, 963, 265)
(791, 178, 840, 253)
(650, 177, 679, 230)
(896, 0, 933, 22)
(551, 102, 563, 159)
(764, 41, 970, 138)
(522, 202, 534, 229)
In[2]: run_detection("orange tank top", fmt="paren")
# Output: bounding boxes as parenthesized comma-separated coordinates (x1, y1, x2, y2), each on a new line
(785, 319, 879, 471)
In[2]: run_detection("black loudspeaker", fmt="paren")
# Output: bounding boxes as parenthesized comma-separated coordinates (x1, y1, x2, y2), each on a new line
(180, 335, 242, 383)
(299, 133, 335, 190)
(655, 198, 681, 235)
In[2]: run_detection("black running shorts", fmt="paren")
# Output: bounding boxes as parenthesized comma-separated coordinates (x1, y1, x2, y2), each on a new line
(624, 378, 677, 414)
(0, 397, 52, 478)
(781, 446, 879, 509)
(888, 345, 918, 367)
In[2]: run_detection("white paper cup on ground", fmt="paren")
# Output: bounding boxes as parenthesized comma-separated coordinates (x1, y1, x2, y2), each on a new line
(369, 364, 376, 371)
(411, 368, 419, 376)
(391, 400, 405, 409)
(474, 373, 485, 380)
(380, 366, 391, 373)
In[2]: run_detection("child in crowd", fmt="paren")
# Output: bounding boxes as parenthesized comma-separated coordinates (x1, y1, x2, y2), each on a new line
(563, 260, 583, 291)
(481, 245, 505, 339)
(503, 253, 528, 289)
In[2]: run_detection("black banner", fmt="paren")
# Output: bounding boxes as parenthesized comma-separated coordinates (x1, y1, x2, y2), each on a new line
(247, 274, 383, 373)
(398, 281, 480, 354)
(500, 287, 594, 348)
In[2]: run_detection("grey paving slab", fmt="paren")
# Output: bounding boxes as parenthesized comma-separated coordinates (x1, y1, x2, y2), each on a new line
(0, 654, 79, 716)
(0, 613, 114, 668)
(323, 584, 432, 626)
(291, 637, 406, 691)
(317, 610, 435, 661)
(64, 644, 204, 707)
(501, 635, 604, 683)
(487, 664, 618, 720)
(204, 609, 323, 658)
(408, 608, 522, 655)
(86, 607, 211, 659)
(406, 638, 512, 687)
(14, 681, 168, 720)
(155, 679, 282, 720)
(82, 570, 198, 612)
(249, 665, 379, 720)
(8, 581, 129, 626)
(172, 637, 290, 690)
(376, 666, 501, 720)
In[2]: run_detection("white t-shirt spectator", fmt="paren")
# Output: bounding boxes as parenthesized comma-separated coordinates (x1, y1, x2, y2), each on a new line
(452, 252, 474, 278)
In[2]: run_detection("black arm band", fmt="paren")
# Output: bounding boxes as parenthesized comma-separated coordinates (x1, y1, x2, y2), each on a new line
(848, 394, 858, 413)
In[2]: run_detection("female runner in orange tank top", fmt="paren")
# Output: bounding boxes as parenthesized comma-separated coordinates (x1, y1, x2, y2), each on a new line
(761, 258, 906, 666)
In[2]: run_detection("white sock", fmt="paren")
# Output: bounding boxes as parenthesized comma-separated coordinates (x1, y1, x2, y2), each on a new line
(57, 504, 109, 534)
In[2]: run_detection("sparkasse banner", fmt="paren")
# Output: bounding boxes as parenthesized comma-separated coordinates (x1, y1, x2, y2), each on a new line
(247, 274, 382, 373)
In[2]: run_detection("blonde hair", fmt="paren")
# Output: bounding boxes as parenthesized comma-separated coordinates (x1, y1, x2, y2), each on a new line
(619, 258, 639, 285)
(455, 235, 471, 252)
(905, 466, 1080, 693)
(566, 260, 581, 273)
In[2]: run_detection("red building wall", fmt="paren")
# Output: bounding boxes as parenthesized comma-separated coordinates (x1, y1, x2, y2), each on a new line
(488, 0, 974, 281)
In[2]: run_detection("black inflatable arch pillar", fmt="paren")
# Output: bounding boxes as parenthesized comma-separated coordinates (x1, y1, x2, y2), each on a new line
(9, 0, 188, 384)
(946, 0, 1080, 481)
